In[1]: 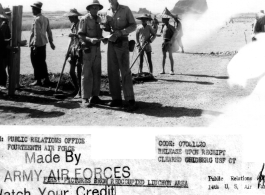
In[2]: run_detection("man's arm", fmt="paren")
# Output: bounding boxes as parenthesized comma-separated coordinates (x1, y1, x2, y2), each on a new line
(78, 18, 100, 45)
(46, 19, 55, 50)
(169, 25, 176, 33)
(136, 28, 140, 45)
(120, 7, 137, 35)
(149, 26, 156, 43)
(169, 25, 176, 44)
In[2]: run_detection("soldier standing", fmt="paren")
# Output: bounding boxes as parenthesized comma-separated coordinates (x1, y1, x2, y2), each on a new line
(104, 0, 137, 111)
(78, 0, 105, 107)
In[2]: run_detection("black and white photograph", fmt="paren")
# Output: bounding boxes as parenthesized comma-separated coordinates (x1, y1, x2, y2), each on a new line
(0, 0, 265, 127)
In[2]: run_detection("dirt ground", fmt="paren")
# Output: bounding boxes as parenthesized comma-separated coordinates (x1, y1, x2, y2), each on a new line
(0, 17, 258, 126)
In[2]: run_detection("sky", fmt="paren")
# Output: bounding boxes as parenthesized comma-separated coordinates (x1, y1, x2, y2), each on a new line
(1, 0, 265, 13)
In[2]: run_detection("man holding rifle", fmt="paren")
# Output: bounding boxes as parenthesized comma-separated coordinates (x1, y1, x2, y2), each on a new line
(136, 14, 156, 74)
(78, 0, 105, 107)
(103, 0, 137, 111)
(65, 9, 82, 98)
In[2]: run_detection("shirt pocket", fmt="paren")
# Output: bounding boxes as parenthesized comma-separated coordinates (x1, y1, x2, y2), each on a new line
(116, 16, 126, 28)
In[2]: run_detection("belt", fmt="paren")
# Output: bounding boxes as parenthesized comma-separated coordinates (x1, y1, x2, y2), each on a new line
(118, 37, 128, 41)
(111, 36, 128, 47)
(114, 36, 128, 43)
(88, 42, 100, 47)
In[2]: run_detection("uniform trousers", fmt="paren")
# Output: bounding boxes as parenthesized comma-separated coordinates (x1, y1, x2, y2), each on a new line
(107, 40, 135, 101)
(30, 45, 49, 80)
(81, 46, 101, 99)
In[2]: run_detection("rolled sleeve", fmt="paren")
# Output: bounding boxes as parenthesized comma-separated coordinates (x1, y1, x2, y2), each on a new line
(78, 18, 87, 36)
(120, 7, 136, 35)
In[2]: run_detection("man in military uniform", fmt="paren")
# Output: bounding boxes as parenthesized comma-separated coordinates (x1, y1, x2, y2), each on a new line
(65, 9, 82, 97)
(104, 0, 137, 111)
(78, 0, 105, 107)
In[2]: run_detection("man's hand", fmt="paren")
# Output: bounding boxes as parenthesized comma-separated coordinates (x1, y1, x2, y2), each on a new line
(145, 38, 152, 44)
(113, 30, 122, 38)
(136, 43, 142, 52)
(4, 38, 12, 42)
(50, 42, 56, 50)
(101, 38, 108, 44)
(6, 45, 19, 53)
(90, 38, 100, 44)
(69, 33, 78, 38)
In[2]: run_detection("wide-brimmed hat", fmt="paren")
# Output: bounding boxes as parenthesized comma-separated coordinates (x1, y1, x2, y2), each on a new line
(136, 14, 152, 21)
(161, 14, 171, 19)
(0, 14, 7, 19)
(4, 8, 11, 15)
(86, 0, 103, 11)
(173, 14, 181, 20)
(64, 8, 82, 17)
(31, 1, 43, 10)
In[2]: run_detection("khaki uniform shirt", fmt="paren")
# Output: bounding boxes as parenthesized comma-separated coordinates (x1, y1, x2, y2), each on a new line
(105, 4, 136, 36)
(78, 13, 102, 45)
(136, 24, 156, 52)
(29, 13, 53, 47)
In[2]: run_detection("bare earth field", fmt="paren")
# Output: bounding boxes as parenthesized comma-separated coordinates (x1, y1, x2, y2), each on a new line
(0, 16, 257, 126)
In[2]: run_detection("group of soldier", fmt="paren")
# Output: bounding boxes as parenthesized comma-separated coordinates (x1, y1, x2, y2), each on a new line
(0, 0, 184, 112)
